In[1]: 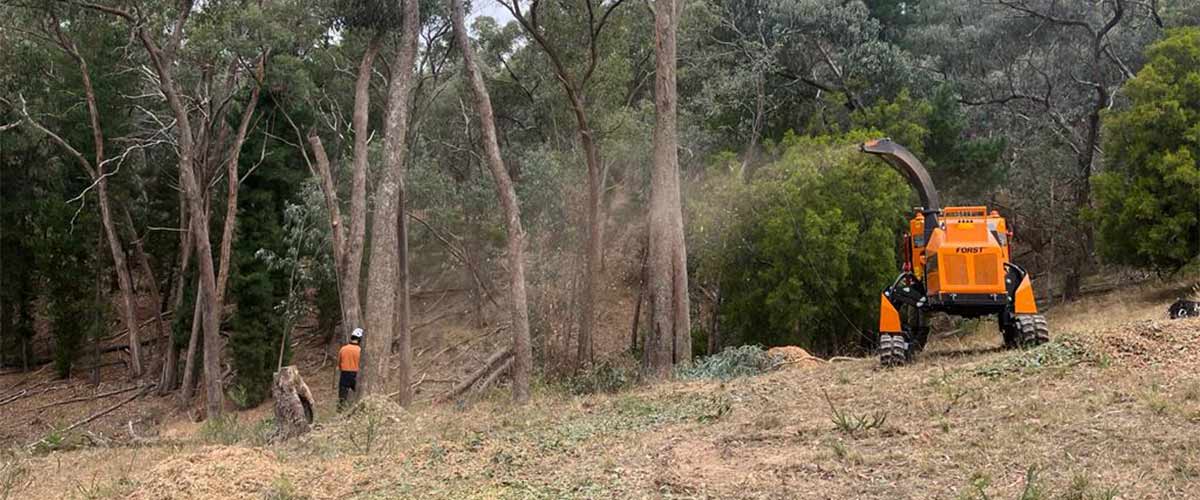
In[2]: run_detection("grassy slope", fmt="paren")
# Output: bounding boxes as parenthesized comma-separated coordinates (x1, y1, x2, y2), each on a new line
(6, 281, 1200, 500)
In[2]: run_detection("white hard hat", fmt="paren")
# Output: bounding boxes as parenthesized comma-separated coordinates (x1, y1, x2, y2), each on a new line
(351, 328, 364, 339)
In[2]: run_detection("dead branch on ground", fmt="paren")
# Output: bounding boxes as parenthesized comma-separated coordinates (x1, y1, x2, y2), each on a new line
(440, 347, 513, 402)
(35, 384, 144, 411)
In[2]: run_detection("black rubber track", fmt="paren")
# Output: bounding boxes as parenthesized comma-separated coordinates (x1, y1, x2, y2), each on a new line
(879, 334, 911, 367)
(1014, 314, 1050, 347)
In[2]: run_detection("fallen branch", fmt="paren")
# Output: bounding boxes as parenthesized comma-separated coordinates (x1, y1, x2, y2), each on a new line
(0, 390, 28, 407)
(440, 347, 513, 402)
(0, 364, 51, 392)
(386, 372, 429, 399)
(99, 310, 175, 343)
(399, 325, 506, 371)
(127, 420, 155, 444)
(60, 384, 154, 434)
(411, 287, 471, 297)
(35, 384, 144, 411)
(29, 384, 154, 449)
(472, 357, 513, 396)
(0, 384, 73, 407)
(411, 307, 459, 332)
(75, 360, 129, 372)
(391, 307, 467, 353)
(98, 335, 168, 355)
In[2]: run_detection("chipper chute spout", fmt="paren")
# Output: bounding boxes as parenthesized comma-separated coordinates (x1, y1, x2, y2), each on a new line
(860, 138, 941, 241)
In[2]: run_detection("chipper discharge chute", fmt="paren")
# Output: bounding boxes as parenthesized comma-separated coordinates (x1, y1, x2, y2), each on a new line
(860, 139, 1049, 366)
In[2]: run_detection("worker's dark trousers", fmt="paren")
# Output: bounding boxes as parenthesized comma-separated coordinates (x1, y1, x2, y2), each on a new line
(338, 371, 358, 409)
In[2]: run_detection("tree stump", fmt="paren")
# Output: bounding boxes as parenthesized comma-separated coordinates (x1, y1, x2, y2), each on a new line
(271, 366, 315, 442)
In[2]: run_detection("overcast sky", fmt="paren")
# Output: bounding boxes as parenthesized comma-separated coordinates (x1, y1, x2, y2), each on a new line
(470, 0, 517, 25)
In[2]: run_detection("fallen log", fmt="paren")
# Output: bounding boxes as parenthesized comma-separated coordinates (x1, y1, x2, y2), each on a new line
(440, 347, 513, 402)
(473, 358, 513, 396)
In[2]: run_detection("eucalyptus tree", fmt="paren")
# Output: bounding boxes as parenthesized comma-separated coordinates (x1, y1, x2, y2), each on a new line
(644, 0, 691, 377)
(359, 0, 422, 403)
(450, 0, 533, 402)
(497, 0, 637, 368)
(682, 0, 915, 172)
(52, 0, 326, 416)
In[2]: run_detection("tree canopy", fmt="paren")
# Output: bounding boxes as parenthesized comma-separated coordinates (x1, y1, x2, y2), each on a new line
(1093, 27, 1200, 272)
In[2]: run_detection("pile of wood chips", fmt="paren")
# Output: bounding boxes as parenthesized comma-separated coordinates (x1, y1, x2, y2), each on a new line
(767, 346, 825, 368)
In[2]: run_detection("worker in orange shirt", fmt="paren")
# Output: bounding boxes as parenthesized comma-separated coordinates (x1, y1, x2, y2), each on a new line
(338, 328, 363, 409)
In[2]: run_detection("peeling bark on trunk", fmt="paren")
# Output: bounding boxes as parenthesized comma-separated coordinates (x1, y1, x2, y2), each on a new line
(451, 0, 533, 404)
(644, 0, 691, 378)
(360, 0, 420, 402)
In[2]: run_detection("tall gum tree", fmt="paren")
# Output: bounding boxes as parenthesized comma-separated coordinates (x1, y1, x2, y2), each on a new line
(359, 0, 421, 403)
(644, 0, 691, 377)
(498, 0, 628, 369)
(450, 0, 533, 403)
(70, 0, 268, 417)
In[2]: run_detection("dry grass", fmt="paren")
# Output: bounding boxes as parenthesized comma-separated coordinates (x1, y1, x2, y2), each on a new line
(7, 278, 1200, 499)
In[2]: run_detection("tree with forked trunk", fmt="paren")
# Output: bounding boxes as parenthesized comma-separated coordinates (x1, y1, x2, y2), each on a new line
(66, 0, 268, 417)
(358, 0, 421, 404)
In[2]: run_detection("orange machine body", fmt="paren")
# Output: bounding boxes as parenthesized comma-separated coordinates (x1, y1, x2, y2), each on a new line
(915, 206, 1009, 297)
(863, 138, 1046, 365)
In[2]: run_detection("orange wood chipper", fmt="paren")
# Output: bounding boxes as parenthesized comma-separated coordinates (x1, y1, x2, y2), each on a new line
(860, 139, 1049, 366)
